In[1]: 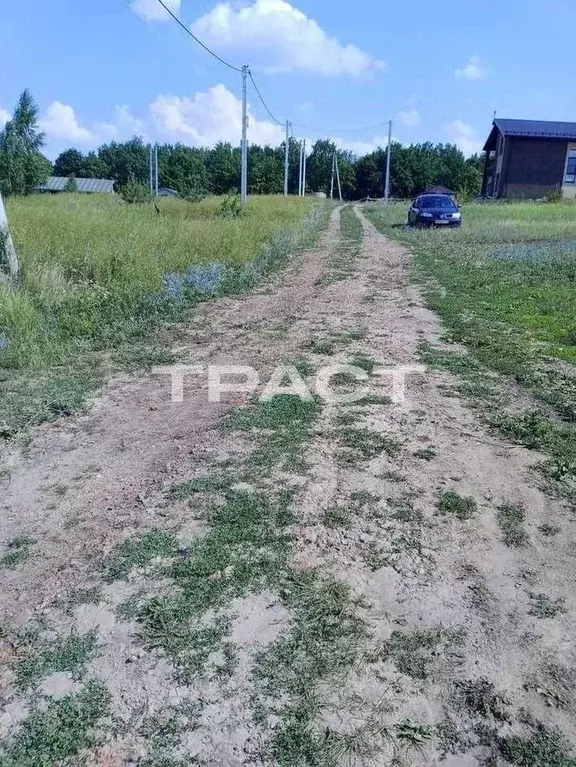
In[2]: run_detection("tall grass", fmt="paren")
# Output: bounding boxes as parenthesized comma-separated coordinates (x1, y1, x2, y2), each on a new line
(0, 193, 318, 436)
(365, 201, 576, 365)
(365, 200, 576, 495)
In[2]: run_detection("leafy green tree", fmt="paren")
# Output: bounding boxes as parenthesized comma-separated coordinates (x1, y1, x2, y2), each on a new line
(355, 149, 386, 198)
(54, 149, 109, 179)
(43, 131, 484, 203)
(64, 174, 78, 192)
(98, 137, 148, 187)
(0, 89, 51, 195)
(158, 144, 208, 199)
(206, 142, 241, 195)
(287, 137, 302, 195)
(307, 139, 337, 195)
(81, 151, 109, 179)
(249, 145, 283, 194)
(54, 149, 84, 177)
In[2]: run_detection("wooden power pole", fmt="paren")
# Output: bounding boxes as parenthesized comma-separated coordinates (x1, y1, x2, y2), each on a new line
(0, 192, 19, 283)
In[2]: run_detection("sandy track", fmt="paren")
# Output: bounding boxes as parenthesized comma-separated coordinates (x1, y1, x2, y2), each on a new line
(1, 205, 574, 765)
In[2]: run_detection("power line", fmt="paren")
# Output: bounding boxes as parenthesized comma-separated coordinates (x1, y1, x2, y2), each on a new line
(128, 1, 391, 146)
(154, 0, 242, 72)
(247, 70, 284, 126)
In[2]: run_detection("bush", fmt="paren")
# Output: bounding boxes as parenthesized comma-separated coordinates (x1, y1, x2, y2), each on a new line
(177, 179, 207, 203)
(544, 185, 563, 203)
(219, 193, 244, 219)
(119, 180, 151, 204)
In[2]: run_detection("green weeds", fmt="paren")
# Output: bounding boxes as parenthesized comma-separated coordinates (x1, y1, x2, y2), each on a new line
(379, 627, 466, 680)
(413, 445, 437, 461)
(454, 679, 510, 721)
(437, 491, 477, 521)
(528, 593, 567, 619)
(336, 426, 401, 464)
(257, 573, 369, 765)
(498, 719, 576, 766)
(0, 680, 110, 767)
(539, 523, 560, 536)
(497, 503, 529, 547)
(324, 205, 364, 282)
(1, 536, 36, 569)
(14, 630, 98, 690)
(104, 529, 179, 582)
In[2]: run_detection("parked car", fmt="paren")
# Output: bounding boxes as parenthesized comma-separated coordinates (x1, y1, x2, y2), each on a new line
(407, 194, 462, 227)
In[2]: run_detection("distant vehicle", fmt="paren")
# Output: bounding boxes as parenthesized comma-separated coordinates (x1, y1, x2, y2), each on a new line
(407, 194, 462, 227)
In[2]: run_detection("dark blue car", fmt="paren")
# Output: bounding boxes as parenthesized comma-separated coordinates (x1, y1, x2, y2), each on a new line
(407, 194, 462, 227)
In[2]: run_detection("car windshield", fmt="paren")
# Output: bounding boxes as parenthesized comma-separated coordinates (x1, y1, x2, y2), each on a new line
(419, 195, 457, 209)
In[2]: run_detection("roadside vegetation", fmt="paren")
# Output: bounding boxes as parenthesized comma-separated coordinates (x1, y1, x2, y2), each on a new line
(0, 193, 316, 438)
(365, 200, 576, 502)
(323, 204, 364, 282)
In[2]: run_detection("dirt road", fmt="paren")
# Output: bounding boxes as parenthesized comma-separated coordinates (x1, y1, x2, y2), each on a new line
(1, 206, 574, 766)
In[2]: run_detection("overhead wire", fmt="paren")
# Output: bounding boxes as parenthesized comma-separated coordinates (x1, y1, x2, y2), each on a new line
(154, 0, 242, 72)
(247, 69, 285, 127)
(146, 0, 388, 137)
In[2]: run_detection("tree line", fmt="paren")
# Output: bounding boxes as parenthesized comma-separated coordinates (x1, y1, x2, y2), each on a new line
(1, 90, 484, 201)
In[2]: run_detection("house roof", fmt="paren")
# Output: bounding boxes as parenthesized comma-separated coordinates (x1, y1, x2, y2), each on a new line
(484, 118, 576, 150)
(37, 176, 115, 193)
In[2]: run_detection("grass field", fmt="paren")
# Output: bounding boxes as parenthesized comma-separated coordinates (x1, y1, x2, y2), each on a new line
(365, 200, 576, 499)
(0, 194, 316, 437)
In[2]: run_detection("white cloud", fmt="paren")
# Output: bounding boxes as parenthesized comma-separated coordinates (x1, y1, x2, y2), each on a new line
(150, 84, 284, 146)
(39, 102, 95, 143)
(36, 85, 288, 157)
(398, 108, 420, 127)
(446, 119, 482, 155)
(191, 0, 385, 76)
(334, 135, 390, 156)
(112, 105, 148, 140)
(0, 107, 10, 128)
(130, 0, 180, 22)
(455, 56, 485, 80)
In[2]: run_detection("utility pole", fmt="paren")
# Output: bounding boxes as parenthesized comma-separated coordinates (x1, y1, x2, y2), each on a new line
(298, 140, 304, 196)
(0, 192, 19, 283)
(330, 153, 335, 200)
(241, 64, 249, 204)
(384, 119, 392, 203)
(334, 153, 343, 202)
(284, 120, 290, 196)
(149, 144, 154, 195)
(154, 144, 159, 197)
(302, 139, 307, 197)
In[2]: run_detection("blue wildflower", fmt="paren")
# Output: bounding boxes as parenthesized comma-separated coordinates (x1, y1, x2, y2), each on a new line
(184, 262, 224, 293)
(164, 273, 184, 299)
(490, 239, 576, 264)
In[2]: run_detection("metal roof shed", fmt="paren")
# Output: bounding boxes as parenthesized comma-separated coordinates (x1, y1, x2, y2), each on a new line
(36, 177, 115, 193)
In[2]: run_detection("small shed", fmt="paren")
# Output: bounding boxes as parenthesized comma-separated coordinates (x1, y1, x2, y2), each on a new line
(36, 177, 115, 194)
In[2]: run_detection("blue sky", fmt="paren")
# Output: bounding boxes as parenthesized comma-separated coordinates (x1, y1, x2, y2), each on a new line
(2, 0, 574, 159)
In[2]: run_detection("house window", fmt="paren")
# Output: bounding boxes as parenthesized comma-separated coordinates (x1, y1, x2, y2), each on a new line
(565, 148, 576, 184)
